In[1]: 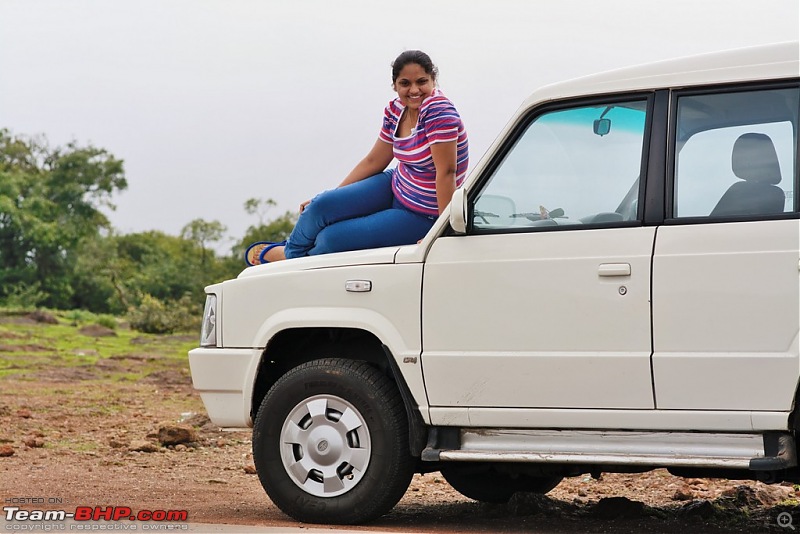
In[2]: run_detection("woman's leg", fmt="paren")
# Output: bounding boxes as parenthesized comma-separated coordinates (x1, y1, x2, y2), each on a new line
(283, 170, 394, 259)
(307, 200, 436, 256)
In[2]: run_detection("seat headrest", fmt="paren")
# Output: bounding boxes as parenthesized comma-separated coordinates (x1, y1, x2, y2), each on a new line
(732, 133, 782, 185)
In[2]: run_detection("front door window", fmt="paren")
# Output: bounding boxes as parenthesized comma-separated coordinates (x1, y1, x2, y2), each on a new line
(473, 100, 648, 231)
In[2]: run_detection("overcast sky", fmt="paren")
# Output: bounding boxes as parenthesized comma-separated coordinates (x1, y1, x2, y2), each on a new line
(1, 0, 798, 252)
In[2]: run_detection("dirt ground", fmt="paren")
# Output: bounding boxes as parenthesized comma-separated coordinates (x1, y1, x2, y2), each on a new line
(1, 326, 799, 533)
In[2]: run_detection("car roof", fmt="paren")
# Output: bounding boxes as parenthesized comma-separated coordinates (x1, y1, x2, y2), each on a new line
(523, 41, 800, 107)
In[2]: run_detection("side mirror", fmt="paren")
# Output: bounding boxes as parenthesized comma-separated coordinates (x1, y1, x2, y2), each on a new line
(449, 187, 467, 234)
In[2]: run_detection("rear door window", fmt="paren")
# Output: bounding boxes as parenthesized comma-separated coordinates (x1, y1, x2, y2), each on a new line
(672, 87, 799, 218)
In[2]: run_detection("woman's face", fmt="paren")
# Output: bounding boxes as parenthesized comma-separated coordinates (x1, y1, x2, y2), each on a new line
(393, 63, 434, 111)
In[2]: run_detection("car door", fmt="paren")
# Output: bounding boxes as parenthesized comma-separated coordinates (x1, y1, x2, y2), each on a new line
(652, 85, 800, 412)
(421, 97, 657, 421)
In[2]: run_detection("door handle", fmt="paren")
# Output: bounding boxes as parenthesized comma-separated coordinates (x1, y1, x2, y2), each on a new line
(598, 263, 631, 277)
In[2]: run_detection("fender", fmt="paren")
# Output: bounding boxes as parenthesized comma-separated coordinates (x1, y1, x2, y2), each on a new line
(241, 306, 430, 427)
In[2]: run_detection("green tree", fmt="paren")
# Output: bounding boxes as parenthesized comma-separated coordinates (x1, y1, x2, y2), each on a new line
(71, 230, 228, 320)
(0, 133, 303, 321)
(180, 218, 227, 267)
(244, 197, 277, 226)
(70, 232, 128, 314)
(0, 130, 127, 308)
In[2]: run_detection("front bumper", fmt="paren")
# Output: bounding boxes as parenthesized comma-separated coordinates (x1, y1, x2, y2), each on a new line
(188, 347, 261, 428)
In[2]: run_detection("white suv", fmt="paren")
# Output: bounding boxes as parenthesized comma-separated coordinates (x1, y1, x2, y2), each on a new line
(189, 42, 800, 524)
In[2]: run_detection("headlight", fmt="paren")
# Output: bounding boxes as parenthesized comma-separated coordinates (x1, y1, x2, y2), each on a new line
(200, 294, 217, 347)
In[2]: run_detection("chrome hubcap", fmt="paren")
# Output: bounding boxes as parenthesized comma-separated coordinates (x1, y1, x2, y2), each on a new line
(279, 394, 371, 497)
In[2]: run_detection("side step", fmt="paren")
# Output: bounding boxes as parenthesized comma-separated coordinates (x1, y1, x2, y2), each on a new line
(422, 428, 797, 471)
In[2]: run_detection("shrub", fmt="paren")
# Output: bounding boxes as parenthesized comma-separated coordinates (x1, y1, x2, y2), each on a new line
(128, 294, 201, 334)
(96, 314, 118, 330)
(3, 281, 46, 309)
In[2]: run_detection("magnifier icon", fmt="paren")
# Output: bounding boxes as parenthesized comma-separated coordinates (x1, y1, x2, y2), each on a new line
(778, 511, 795, 530)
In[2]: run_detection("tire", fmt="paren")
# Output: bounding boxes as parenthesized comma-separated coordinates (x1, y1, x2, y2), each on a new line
(440, 464, 562, 504)
(252, 358, 414, 524)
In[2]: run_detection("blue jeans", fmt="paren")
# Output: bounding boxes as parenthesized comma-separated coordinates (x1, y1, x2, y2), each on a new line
(284, 170, 437, 259)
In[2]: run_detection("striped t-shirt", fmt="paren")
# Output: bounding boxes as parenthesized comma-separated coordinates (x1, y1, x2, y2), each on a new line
(379, 89, 469, 216)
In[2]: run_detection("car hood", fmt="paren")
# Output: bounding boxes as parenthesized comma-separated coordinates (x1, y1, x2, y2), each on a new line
(236, 246, 403, 279)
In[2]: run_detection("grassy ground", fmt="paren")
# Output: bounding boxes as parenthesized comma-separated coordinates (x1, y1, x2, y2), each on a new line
(0, 308, 195, 381)
(0, 308, 202, 458)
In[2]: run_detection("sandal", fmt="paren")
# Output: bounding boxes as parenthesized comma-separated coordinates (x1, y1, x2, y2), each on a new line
(244, 240, 287, 266)
(258, 240, 287, 264)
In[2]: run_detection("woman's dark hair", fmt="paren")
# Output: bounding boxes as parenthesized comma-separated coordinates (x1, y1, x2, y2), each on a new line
(391, 50, 438, 83)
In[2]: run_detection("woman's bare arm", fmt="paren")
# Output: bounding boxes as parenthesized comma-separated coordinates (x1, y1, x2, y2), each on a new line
(429, 140, 458, 214)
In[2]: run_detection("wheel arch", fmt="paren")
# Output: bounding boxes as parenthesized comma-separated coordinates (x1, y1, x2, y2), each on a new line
(250, 326, 387, 419)
(249, 326, 429, 457)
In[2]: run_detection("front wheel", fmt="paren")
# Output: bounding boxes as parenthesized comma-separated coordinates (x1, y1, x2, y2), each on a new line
(252, 358, 414, 524)
(441, 463, 562, 503)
